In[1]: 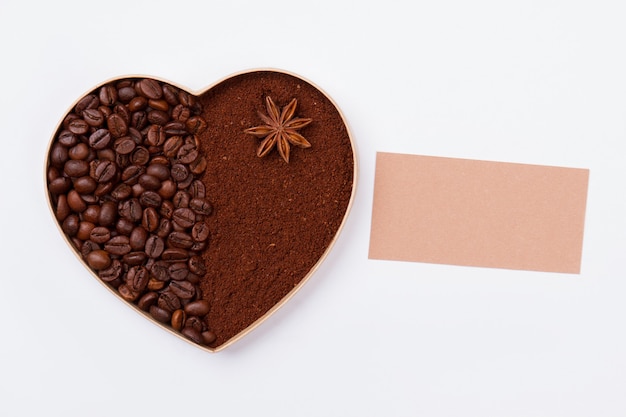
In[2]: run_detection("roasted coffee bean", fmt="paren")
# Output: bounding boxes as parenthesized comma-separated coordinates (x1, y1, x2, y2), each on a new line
(68, 118, 89, 135)
(61, 214, 80, 236)
(159, 200, 174, 219)
(131, 111, 148, 130)
(93, 160, 117, 183)
(161, 248, 189, 262)
(55, 195, 71, 222)
(188, 255, 207, 276)
(116, 218, 135, 236)
(172, 207, 195, 228)
(156, 218, 172, 238)
(122, 251, 147, 266)
(178, 90, 195, 108)
(118, 198, 142, 222)
(135, 78, 162, 100)
(189, 156, 207, 175)
(162, 84, 180, 106)
(191, 222, 210, 242)
(68, 143, 89, 160)
(98, 201, 117, 226)
(90, 226, 111, 244)
(171, 104, 190, 122)
(76, 221, 95, 241)
(149, 305, 171, 323)
(163, 121, 187, 136)
(118, 284, 140, 302)
(50, 144, 69, 168)
(110, 183, 132, 201)
(176, 173, 194, 190)
(129, 226, 148, 250)
(184, 300, 210, 316)
(86, 249, 111, 270)
(99, 84, 117, 106)
(147, 109, 169, 125)
(170, 163, 188, 182)
(145, 124, 166, 147)
(177, 143, 198, 164)
(168, 231, 194, 249)
(107, 113, 128, 138)
(173, 191, 190, 209)
(126, 266, 149, 292)
(121, 165, 144, 185)
(171, 309, 186, 331)
(139, 191, 162, 208)
(57, 130, 78, 147)
(158, 180, 177, 200)
(104, 235, 132, 255)
(82, 205, 101, 223)
(145, 235, 165, 258)
(130, 147, 150, 167)
(185, 116, 207, 134)
(202, 331, 217, 345)
(67, 189, 87, 212)
(114, 136, 136, 155)
(80, 240, 100, 258)
(147, 277, 166, 291)
(158, 291, 181, 312)
(138, 174, 161, 191)
(170, 280, 195, 299)
(99, 259, 122, 282)
(146, 163, 170, 180)
(76, 94, 100, 113)
(49, 177, 72, 195)
(64, 159, 89, 177)
(163, 135, 184, 158)
(149, 260, 169, 281)
(185, 316, 204, 332)
(148, 99, 169, 112)
(181, 327, 203, 344)
(117, 86, 136, 103)
(128, 96, 148, 112)
(97, 148, 116, 162)
(168, 262, 189, 281)
(82, 108, 104, 127)
(186, 273, 200, 284)
(88, 129, 112, 149)
(141, 207, 159, 232)
(73, 176, 97, 194)
(137, 291, 158, 311)
(189, 180, 206, 199)
(189, 198, 212, 216)
(94, 182, 114, 197)
(114, 103, 131, 125)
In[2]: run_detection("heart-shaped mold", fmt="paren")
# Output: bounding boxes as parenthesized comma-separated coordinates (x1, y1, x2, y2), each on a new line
(45, 69, 356, 352)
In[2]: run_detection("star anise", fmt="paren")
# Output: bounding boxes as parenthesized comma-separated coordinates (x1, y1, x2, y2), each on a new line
(244, 96, 312, 163)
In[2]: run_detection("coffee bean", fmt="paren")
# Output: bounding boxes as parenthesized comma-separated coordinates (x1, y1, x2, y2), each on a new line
(171, 309, 186, 331)
(164, 121, 187, 136)
(61, 214, 80, 236)
(168, 231, 194, 249)
(138, 174, 161, 191)
(76, 94, 100, 113)
(184, 300, 210, 316)
(104, 235, 132, 256)
(188, 255, 207, 276)
(161, 248, 189, 262)
(173, 191, 190, 209)
(172, 208, 195, 228)
(98, 201, 117, 226)
(168, 262, 189, 281)
(82, 205, 101, 223)
(64, 159, 89, 177)
(189, 156, 207, 175)
(202, 331, 217, 345)
(88, 129, 112, 149)
(189, 180, 206, 199)
(93, 160, 117, 183)
(99, 85, 117, 106)
(181, 327, 203, 344)
(73, 176, 97, 194)
(136, 79, 163, 100)
(176, 173, 194, 190)
(99, 259, 122, 282)
(55, 195, 70, 222)
(130, 146, 150, 165)
(128, 96, 148, 112)
(114, 103, 131, 125)
(113, 136, 136, 155)
(158, 291, 181, 312)
(191, 222, 210, 242)
(162, 84, 180, 106)
(158, 180, 177, 200)
(137, 291, 158, 311)
(94, 182, 114, 197)
(172, 105, 190, 122)
(66, 189, 87, 212)
(170, 163, 188, 182)
(118, 198, 142, 222)
(156, 218, 172, 238)
(107, 113, 128, 138)
(49, 177, 72, 195)
(90, 226, 111, 244)
(170, 280, 195, 299)
(126, 266, 149, 292)
(67, 118, 89, 135)
(76, 221, 95, 241)
(189, 198, 212, 216)
(145, 124, 166, 147)
(86, 249, 111, 270)
(159, 200, 175, 219)
(118, 284, 140, 302)
(185, 116, 207, 134)
(117, 86, 136, 103)
(149, 260, 169, 281)
(141, 207, 159, 232)
(57, 130, 78, 147)
(116, 218, 135, 236)
(68, 143, 89, 160)
(129, 226, 148, 250)
(177, 143, 198, 164)
(145, 235, 165, 258)
(147, 109, 169, 125)
(121, 165, 145, 185)
(149, 305, 171, 323)
(82, 108, 104, 127)
(122, 251, 147, 266)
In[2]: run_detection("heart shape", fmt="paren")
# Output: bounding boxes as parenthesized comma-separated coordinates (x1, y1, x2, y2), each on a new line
(45, 69, 356, 352)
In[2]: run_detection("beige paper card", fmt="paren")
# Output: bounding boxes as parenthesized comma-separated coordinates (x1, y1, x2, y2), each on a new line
(369, 152, 589, 273)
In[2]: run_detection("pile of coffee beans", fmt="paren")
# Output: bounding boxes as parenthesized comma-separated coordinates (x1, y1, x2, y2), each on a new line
(47, 78, 216, 347)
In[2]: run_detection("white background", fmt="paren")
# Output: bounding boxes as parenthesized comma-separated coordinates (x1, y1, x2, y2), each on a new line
(1, 1, 625, 416)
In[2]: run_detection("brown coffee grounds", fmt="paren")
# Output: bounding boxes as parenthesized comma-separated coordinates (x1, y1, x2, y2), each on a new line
(196, 71, 354, 347)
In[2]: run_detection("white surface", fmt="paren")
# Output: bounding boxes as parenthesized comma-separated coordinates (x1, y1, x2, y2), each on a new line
(1, 1, 625, 416)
